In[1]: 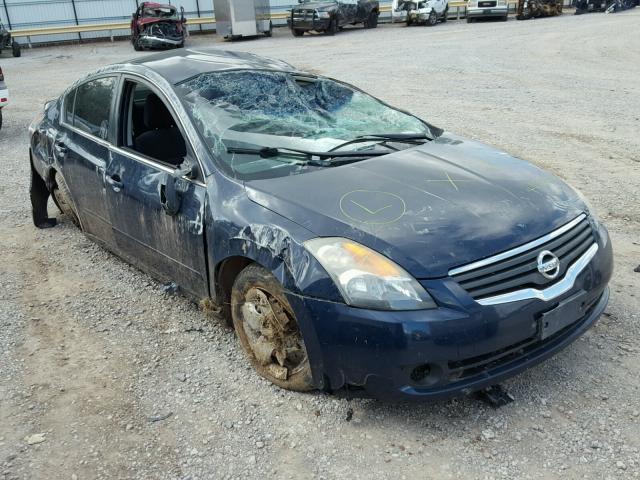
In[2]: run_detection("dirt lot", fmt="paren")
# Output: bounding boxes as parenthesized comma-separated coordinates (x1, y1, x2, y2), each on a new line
(1, 9, 639, 480)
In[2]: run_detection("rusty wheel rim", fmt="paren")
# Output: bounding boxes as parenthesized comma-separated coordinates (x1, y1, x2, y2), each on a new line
(240, 287, 308, 381)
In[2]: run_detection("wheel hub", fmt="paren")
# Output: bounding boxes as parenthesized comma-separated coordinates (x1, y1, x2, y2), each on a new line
(241, 287, 307, 380)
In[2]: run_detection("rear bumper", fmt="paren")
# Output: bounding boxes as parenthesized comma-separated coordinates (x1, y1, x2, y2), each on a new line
(467, 7, 509, 17)
(138, 35, 183, 48)
(288, 227, 613, 402)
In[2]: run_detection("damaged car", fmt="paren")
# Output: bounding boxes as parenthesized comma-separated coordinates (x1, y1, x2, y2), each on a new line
(0, 21, 21, 57)
(131, 2, 187, 51)
(405, 0, 449, 26)
(0, 66, 8, 130)
(29, 49, 613, 401)
(288, 0, 380, 36)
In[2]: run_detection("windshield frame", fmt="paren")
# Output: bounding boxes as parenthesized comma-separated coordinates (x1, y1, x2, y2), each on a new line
(175, 68, 443, 181)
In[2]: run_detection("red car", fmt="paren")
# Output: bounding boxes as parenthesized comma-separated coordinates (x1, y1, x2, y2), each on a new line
(131, 2, 187, 51)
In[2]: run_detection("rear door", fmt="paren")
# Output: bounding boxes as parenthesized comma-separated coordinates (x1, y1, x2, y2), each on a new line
(104, 76, 209, 299)
(56, 75, 118, 246)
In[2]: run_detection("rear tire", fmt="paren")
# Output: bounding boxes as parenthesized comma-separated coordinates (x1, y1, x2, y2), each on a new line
(364, 10, 379, 28)
(292, 28, 304, 37)
(52, 174, 81, 228)
(12, 41, 21, 57)
(231, 264, 314, 392)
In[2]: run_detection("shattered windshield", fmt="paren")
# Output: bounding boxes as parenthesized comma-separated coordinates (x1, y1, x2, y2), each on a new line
(143, 7, 178, 18)
(177, 70, 432, 180)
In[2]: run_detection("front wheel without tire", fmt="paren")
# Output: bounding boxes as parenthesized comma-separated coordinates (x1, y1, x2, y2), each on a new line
(231, 264, 313, 392)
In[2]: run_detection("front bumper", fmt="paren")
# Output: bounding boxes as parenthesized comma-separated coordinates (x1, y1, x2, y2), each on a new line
(288, 227, 613, 401)
(408, 9, 433, 22)
(138, 35, 183, 48)
(467, 6, 509, 17)
(287, 16, 331, 32)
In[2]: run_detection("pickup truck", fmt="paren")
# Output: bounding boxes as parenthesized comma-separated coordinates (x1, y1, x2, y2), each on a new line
(288, 0, 380, 36)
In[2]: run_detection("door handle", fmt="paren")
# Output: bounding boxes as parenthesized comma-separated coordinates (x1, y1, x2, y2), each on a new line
(106, 174, 124, 192)
(54, 141, 68, 157)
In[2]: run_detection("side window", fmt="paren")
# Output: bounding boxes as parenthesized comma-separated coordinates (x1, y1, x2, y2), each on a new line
(73, 76, 117, 140)
(121, 80, 187, 168)
(64, 88, 76, 125)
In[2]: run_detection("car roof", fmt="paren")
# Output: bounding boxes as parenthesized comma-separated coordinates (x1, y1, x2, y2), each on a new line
(126, 48, 301, 85)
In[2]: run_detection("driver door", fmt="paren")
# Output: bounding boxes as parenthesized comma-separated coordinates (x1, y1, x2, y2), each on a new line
(104, 76, 209, 299)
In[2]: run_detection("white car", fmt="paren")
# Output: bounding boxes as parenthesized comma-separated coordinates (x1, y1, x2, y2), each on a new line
(405, 0, 449, 26)
(0, 66, 8, 130)
(466, 0, 509, 22)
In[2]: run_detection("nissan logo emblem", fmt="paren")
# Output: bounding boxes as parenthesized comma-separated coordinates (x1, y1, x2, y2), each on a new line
(537, 250, 560, 280)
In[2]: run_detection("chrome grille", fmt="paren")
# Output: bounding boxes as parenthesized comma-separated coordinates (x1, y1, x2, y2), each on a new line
(450, 215, 595, 301)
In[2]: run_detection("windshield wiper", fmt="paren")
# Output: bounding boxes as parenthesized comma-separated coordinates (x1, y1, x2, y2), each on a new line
(328, 133, 432, 152)
(226, 146, 389, 165)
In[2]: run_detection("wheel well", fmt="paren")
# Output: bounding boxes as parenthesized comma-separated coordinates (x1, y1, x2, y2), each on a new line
(215, 256, 253, 323)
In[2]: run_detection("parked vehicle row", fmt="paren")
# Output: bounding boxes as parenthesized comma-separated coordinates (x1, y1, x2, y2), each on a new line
(29, 48, 613, 401)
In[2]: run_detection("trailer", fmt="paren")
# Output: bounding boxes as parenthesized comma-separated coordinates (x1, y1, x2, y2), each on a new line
(213, 0, 272, 40)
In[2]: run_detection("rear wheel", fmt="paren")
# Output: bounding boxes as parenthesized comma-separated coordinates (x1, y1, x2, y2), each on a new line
(292, 28, 304, 37)
(231, 264, 313, 392)
(12, 41, 21, 57)
(52, 174, 81, 228)
(427, 10, 438, 26)
(364, 10, 379, 28)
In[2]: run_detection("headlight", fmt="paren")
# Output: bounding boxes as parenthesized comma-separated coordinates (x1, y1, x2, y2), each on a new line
(304, 238, 437, 311)
(317, 11, 330, 19)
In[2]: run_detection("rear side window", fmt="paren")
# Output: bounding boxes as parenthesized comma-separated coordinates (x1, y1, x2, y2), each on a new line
(72, 76, 117, 140)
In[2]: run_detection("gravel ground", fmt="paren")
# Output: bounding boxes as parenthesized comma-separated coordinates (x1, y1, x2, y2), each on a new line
(1, 10, 639, 480)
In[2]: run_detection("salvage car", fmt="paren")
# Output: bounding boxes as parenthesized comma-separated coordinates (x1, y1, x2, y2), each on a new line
(130, 2, 187, 51)
(288, 0, 380, 36)
(0, 21, 21, 57)
(516, 0, 562, 20)
(405, 0, 449, 26)
(29, 49, 613, 401)
(466, 0, 509, 22)
(0, 66, 8, 129)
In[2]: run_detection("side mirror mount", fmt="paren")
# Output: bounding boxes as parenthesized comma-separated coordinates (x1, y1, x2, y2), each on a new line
(160, 158, 198, 216)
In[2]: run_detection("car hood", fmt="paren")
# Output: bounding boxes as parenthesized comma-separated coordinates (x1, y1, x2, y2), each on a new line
(245, 133, 586, 279)
(293, 2, 337, 11)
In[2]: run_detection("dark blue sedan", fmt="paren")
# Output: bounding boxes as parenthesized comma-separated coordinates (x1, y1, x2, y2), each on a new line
(29, 49, 613, 401)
